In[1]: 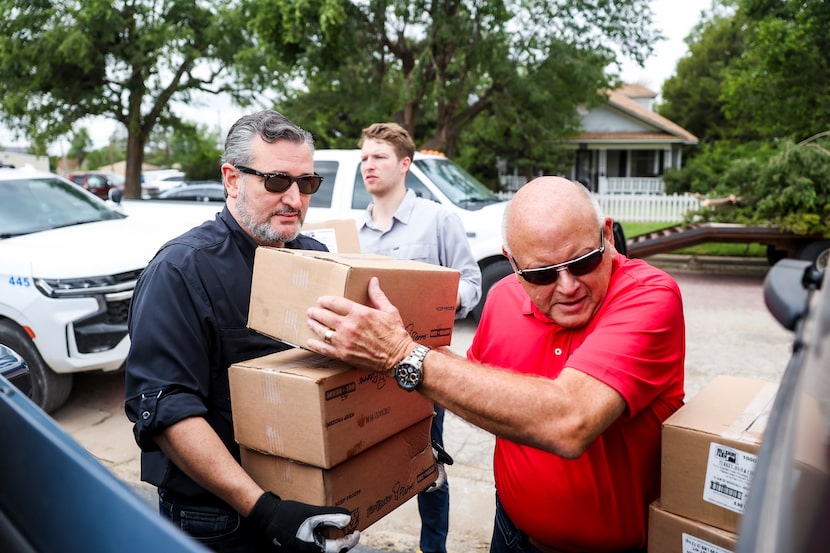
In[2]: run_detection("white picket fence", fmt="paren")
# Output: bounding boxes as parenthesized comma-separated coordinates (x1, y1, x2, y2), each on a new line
(594, 193, 702, 223)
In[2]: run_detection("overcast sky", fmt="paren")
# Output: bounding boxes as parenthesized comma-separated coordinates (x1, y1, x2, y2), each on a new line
(3, 0, 713, 154)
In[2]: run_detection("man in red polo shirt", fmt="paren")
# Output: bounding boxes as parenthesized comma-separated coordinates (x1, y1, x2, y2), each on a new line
(306, 177, 685, 552)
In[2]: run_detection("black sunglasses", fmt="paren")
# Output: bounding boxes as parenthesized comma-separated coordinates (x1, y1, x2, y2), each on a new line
(234, 165, 323, 195)
(511, 230, 606, 285)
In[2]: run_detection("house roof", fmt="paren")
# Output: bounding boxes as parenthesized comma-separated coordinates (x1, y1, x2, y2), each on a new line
(572, 84, 699, 145)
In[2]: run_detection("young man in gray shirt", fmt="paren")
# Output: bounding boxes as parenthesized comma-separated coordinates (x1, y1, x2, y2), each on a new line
(357, 122, 482, 553)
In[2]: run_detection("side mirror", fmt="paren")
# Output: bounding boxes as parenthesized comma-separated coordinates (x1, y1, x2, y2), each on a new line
(108, 188, 123, 204)
(763, 254, 827, 331)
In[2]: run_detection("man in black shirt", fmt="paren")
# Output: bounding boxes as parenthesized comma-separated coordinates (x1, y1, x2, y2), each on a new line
(125, 110, 359, 553)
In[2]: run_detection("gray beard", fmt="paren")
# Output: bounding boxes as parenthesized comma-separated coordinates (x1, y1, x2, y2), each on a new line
(236, 178, 301, 245)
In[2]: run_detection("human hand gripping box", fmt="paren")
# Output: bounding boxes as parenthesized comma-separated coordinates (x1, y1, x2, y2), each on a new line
(229, 348, 435, 468)
(247, 248, 459, 350)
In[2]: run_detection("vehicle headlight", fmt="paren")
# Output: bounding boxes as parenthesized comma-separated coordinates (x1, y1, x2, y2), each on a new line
(34, 274, 138, 298)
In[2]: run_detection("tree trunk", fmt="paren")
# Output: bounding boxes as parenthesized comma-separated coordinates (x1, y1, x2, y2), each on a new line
(124, 132, 145, 199)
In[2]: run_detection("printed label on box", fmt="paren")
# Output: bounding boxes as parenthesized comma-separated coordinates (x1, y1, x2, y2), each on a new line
(682, 532, 733, 553)
(702, 442, 757, 513)
(302, 228, 339, 252)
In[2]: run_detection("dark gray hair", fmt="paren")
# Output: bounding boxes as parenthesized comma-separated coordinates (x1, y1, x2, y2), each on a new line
(220, 110, 315, 166)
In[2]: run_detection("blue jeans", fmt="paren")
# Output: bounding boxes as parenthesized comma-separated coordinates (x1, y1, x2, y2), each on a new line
(417, 405, 449, 553)
(158, 489, 271, 553)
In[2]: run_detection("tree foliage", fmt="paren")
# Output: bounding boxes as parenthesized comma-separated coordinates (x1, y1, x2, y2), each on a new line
(721, 0, 830, 140)
(684, 137, 830, 237)
(659, 2, 747, 143)
(168, 123, 223, 181)
(0, 0, 248, 197)
(241, 0, 660, 169)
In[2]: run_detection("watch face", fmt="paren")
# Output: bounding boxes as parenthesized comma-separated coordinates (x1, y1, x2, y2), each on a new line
(395, 364, 422, 391)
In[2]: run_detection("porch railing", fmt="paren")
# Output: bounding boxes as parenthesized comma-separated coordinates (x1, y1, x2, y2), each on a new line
(599, 176, 665, 194)
(595, 193, 702, 223)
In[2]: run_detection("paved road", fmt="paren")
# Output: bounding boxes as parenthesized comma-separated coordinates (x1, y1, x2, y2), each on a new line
(52, 258, 794, 553)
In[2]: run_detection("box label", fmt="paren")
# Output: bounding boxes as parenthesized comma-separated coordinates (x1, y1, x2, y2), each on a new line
(682, 532, 733, 553)
(702, 442, 757, 513)
(302, 228, 340, 252)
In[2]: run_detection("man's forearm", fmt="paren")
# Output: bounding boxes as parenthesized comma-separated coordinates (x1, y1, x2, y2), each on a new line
(155, 416, 264, 516)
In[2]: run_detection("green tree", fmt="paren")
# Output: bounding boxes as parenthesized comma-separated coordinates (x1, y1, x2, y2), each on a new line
(169, 123, 223, 181)
(659, 2, 748, 143)
(0, 0, 249, 197)
(243, 0, 660, 162)
(721, 0, 830, 140)
(67, 128, 92, 168)
(686, 137, 830, 237)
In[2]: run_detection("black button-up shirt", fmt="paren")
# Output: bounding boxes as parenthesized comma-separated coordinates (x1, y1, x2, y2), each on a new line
(125, 206, 326, 499)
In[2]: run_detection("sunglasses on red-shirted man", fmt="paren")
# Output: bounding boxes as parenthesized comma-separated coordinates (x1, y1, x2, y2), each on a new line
(510, 230, 606, 285)
(234, 165, 324, 195)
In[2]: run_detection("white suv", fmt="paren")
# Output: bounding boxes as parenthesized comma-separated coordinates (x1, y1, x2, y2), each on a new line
(310, 149, 512, 320)
(0, 166, 213, 412)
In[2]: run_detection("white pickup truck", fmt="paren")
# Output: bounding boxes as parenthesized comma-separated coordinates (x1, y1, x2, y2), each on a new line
(0, 153, 510, 412)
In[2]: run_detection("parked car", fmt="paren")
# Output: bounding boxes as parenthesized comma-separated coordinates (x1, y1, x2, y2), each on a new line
(0, 343, 31, 397)
(67, 171, 126, 201)
(141, 169, 186, 198)
(311, 149, 512, 320)
(736, 255, 830, 552)
(0, 165, 213, 412)
(156, 181, 226, 202)
(0, 370, 208, 552)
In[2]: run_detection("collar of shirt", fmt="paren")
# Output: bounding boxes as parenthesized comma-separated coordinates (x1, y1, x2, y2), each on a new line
(218, 206, 258, 258)
(361, 188, 418, 231)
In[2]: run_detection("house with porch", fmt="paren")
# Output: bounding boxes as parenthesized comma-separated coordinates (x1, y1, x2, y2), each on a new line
(567, 83, 698, 194)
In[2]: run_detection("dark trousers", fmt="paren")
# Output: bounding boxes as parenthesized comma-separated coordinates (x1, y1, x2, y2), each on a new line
(158, 488, 271, 553)
(417, 405, 450, 553)
(490, 495, 646, 553)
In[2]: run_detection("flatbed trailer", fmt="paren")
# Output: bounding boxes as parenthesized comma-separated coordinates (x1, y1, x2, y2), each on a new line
(625, 223, 830, 263)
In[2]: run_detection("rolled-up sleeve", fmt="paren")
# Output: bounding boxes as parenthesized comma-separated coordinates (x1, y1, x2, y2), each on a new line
(124, 252, 213, 450)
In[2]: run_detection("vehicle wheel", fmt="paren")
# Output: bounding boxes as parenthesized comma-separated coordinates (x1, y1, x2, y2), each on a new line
(766, 245, 788, 265)
(0, 320, 73, 413)
(797, 240, 830, 264)
(471, 258, 513, 322)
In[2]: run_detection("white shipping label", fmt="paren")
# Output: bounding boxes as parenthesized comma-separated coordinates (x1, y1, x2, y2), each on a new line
(682, 533, 733, 553)
(702, 442, 757, 513)
(303, 228, 339, 252)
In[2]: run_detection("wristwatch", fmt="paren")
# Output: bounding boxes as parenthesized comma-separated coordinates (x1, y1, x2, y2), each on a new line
(394, 344, 430, 391)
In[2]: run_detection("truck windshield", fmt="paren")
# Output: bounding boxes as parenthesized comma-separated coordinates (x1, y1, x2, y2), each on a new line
(0, 177, 124, 238)
(413, 158, 502, 210)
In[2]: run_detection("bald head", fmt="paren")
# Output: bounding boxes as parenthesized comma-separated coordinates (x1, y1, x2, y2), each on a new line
(503, 177, 603, 255)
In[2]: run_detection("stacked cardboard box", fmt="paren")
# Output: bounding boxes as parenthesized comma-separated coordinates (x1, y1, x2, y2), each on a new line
(230, 348, 438, 533)
(648, 375, 778, 553)
(234, 246, 462, 532)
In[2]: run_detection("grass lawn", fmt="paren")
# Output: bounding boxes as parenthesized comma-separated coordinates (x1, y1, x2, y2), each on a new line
(619, 222, 767, 258)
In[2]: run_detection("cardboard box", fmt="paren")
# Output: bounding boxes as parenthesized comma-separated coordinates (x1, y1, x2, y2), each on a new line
(241, 417, 436, 533)
(660, 375, 778, 533)
(248, 248, 459, 349)
(648, 500, 737, 553)
(229, 348, 434, 468)
(301, 219, 361, 254)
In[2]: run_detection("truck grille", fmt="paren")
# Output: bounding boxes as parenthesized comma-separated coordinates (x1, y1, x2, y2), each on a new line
(72, 269, 142, 353)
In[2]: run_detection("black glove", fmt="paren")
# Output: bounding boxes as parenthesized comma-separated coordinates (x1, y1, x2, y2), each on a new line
(248, 492, 360, 553)
(425, 440, 454, 493)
